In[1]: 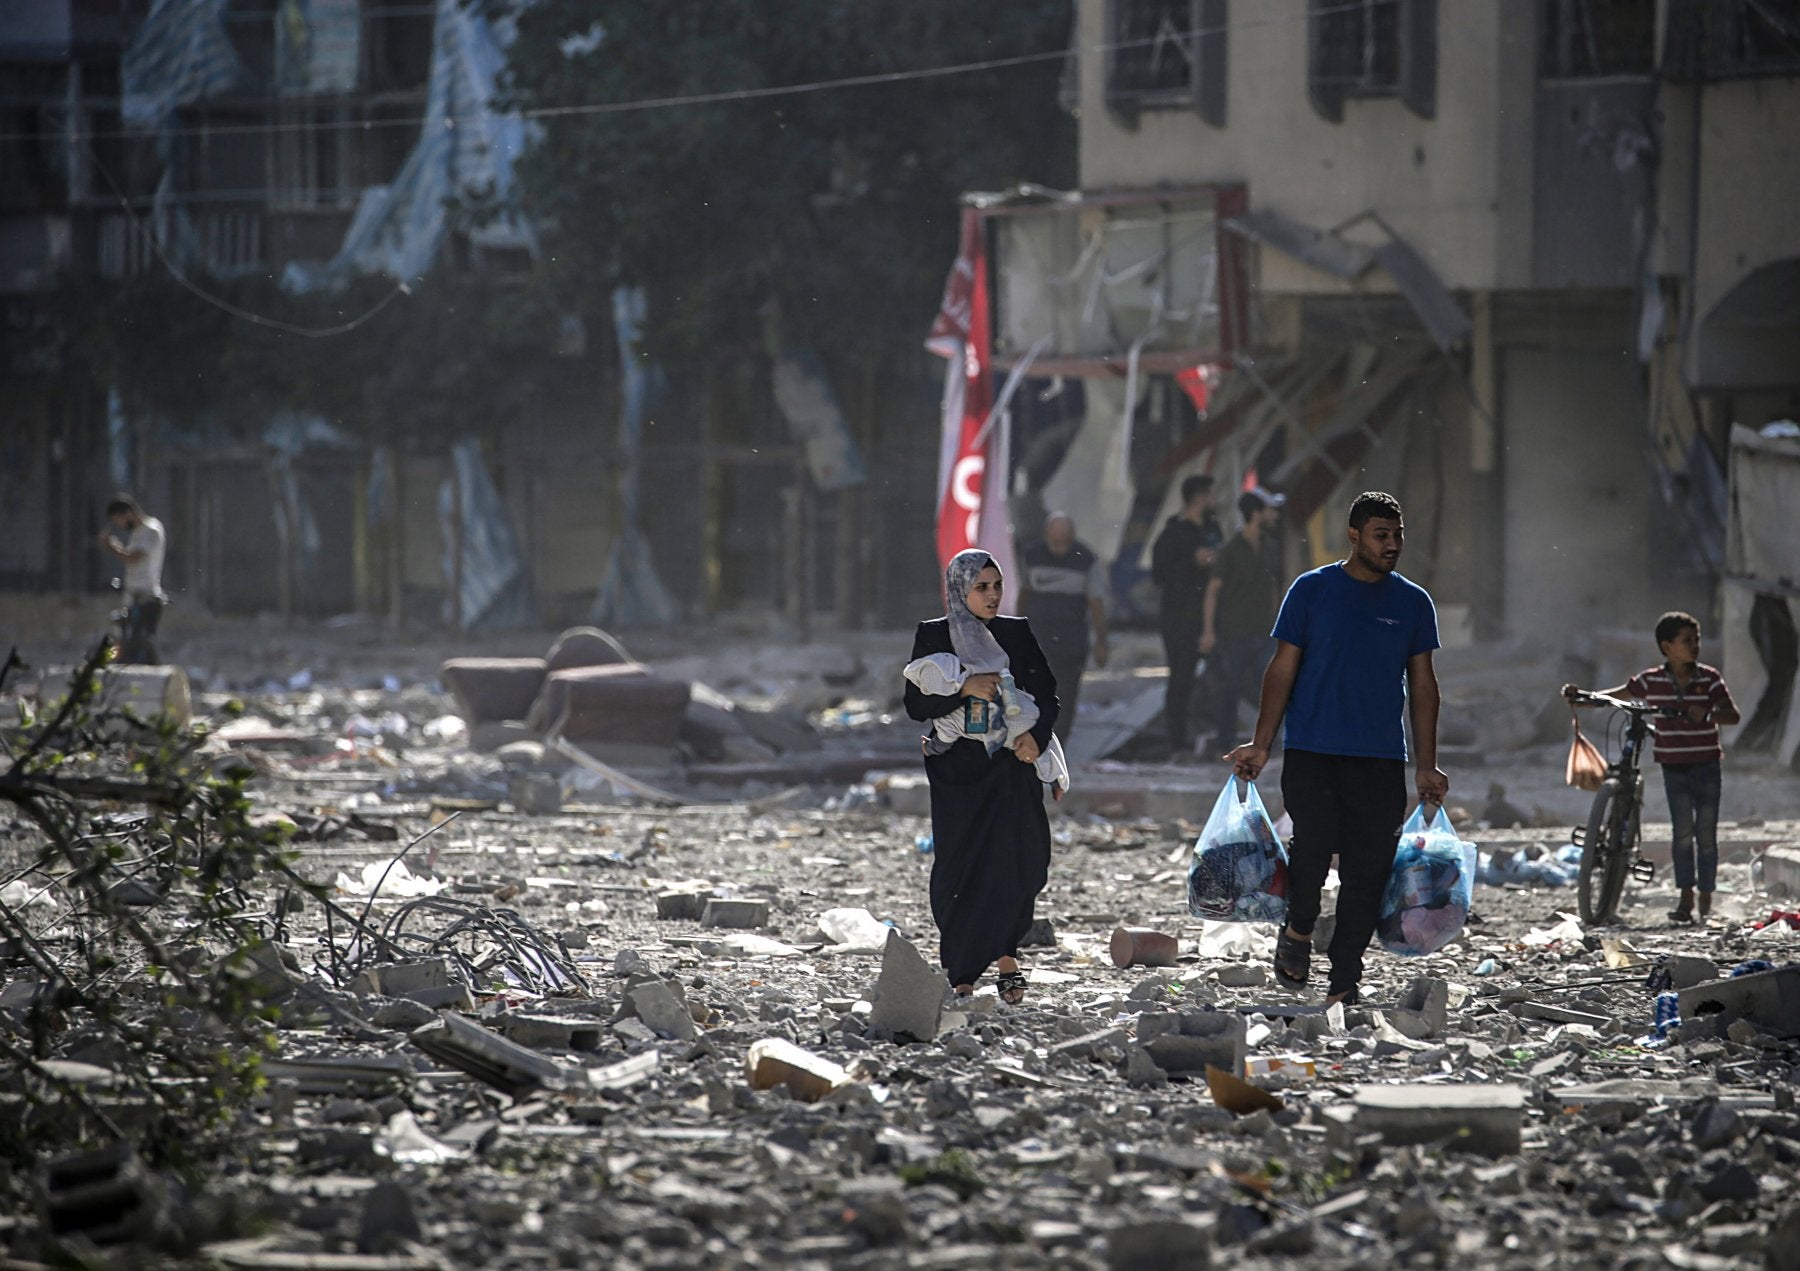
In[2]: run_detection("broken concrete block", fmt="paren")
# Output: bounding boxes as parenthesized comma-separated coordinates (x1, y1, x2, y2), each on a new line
(1385, 976, 1450, 1040)
(403, 985, 477, 1011)
(409, 1012, 565, 1097)
(95, 664, 193, 731)
(1106, 1217, 1210, 1271)
(349, 958, 453, 999)
(545, 625, 632, 672)
(1124, 1047, 1169, 1088)
(655, 890, 707, 921)
(440, 657, 548, 725)
(625, 980, 699, 1042)
(500, 1014, 605, 1053)
(1216, 963, 1268, 989)
(1351, 1083, 1527, 1157)
(530, 664, 691, 746)
(509, 771, 565, 816)
(1679, 963, 1800, 1038)
(1666, 955, 1720, 991)
(701, 897, 771, 929)
(745, 1038, 851, 1102)
(1138, 1011, 1247, 1077)
(866, 930, 945, 1043)
(1110, 926, 1178, 969)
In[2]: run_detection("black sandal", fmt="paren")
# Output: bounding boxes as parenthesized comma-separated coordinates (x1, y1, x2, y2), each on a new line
(995, 970, 1027, 1005)
(1667, 907, 1694, 926)
(1273, 931, 1311, 990)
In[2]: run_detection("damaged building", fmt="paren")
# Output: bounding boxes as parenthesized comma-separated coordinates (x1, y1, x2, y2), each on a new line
(1, 0, 939, 633)
(976, 0, 1799, 739)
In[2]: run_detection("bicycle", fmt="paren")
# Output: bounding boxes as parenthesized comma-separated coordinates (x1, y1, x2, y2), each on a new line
(1566, 690, 1678, 925)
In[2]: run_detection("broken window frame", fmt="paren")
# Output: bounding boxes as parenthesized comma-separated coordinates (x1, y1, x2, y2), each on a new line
(1538, 0, 1658, 81)
(1307, 0, 1436, 122)
(1664, 0, 1800, 80)
(1104, 0, 1228, 128)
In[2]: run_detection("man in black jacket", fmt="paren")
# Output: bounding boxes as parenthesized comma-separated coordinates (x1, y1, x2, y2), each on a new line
(1151, 475, 1223, 758)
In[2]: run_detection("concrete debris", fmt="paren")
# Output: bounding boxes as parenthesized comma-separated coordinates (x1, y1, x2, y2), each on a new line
(408, 1013, 565, 1097)
(865, 930, 945, 1043)
(1678, 962, 1800, 1038)
(6, 621, 1800, 1266)
(700, 896, 771, 929)
(1138, 1011, 1247, 1077)
(1346, 1084, 1526, 1157)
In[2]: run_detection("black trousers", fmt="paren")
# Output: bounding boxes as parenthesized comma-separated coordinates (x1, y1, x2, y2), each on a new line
(1160, 619, 1203, 747)
(1037, 628, 1086, 743)
(1281, 748, 1408, 995)
(120, 598, 164, 665)
(1211, 635, 1270, 748)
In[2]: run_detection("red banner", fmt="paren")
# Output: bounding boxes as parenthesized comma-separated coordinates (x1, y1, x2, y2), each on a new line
(929, 209, 997, 571)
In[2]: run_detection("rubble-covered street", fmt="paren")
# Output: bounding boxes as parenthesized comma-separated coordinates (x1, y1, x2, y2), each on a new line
(5, 616, 1800, 1270)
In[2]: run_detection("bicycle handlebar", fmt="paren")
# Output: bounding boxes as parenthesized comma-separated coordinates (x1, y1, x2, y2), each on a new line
(1568, 690, 1683, 719)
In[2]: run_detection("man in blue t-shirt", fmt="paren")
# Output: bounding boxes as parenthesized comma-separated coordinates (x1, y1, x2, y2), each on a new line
(1223, 491, 1449, 1005)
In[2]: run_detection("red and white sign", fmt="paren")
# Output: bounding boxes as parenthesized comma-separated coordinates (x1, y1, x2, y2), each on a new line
(927, 209, 1014, 583)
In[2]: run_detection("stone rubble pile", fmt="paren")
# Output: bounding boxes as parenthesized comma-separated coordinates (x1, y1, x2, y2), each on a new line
(4, 642, 1799, 1269)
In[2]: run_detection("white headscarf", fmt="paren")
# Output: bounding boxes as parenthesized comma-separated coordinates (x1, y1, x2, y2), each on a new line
(944, 549, 1009, 674)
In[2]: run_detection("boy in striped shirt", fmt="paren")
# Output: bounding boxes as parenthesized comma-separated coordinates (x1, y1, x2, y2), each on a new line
(1565, 612, 1741, 924)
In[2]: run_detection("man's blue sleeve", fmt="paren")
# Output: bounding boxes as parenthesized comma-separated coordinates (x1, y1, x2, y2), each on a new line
(1408, 588, 1441, 657)
(1271, 575, 1309, 646)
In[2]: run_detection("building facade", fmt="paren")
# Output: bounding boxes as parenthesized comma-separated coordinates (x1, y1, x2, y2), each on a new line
(1053, 0, 1800, 644)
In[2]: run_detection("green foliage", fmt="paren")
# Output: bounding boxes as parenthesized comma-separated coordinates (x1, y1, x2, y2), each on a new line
(0, 643, 328, 1187)
(496, 0, 1076, 365)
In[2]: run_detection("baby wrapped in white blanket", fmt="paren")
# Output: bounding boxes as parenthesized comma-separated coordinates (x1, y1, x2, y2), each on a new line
(903, 653, 1070, 794)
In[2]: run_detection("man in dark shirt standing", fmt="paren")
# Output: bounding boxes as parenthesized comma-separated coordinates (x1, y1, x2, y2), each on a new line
(1203, 487, 1286, 748)
(1018, 513, 1108, 742)
(1151, 475, 1223, 758)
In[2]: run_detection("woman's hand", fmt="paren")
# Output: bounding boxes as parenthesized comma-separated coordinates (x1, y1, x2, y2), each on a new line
(962, 672, 1001, 701)
(1012, 733, 1041, 764)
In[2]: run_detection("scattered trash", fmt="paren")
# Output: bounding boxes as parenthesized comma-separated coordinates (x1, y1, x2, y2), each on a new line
(334, 858, 445, 899)
(1204, 1064, 1284, 1115)
(1110, 925, 1179, 969)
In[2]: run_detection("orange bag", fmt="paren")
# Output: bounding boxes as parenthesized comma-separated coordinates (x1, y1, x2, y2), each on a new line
(1565, 711, 1607, 791)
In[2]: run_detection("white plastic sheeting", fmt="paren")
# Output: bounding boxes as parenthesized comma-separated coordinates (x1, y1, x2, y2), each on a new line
(284, 0, 534, 290)
(120, 0, 242, 126)
(439, 439, 532, 631)
(593, 287, 676, 628)
(994, 197, 1224, 364)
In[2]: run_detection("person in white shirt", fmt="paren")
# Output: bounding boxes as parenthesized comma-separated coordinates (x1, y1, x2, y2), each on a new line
(97, 493, 167, 664)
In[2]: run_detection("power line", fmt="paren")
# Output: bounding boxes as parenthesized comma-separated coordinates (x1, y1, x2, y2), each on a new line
(0, 0, 1398, 145)
(86, 143, 413, 338)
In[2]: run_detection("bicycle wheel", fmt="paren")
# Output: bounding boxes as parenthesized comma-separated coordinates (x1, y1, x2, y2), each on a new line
(1578, 778, 1632, 924)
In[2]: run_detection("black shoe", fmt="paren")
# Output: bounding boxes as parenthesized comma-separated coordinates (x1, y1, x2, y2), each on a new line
(1273, 931, 1311, 990)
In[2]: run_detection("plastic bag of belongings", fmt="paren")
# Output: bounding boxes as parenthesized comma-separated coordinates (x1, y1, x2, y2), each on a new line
(1377, 803, 1478, 956)
(1187, 776, 1289, 923)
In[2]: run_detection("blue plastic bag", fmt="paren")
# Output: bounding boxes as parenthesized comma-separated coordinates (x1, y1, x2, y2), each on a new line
(1187, 776, 1289, 923)
(1376, 803, 1477, 956)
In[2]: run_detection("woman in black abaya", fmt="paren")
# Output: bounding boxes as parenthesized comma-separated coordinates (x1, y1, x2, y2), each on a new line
(904, 550, 1059, 1003)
